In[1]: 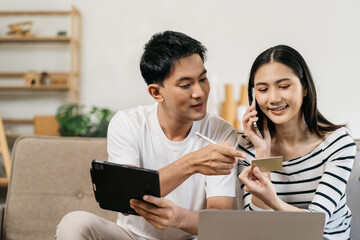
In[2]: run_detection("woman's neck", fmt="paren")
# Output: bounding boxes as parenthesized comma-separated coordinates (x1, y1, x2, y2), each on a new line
(273, 114, 309, 146)
(271, 115, 323, 161)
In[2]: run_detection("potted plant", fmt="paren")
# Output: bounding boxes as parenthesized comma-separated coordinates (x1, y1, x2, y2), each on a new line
(56, 103, 114, 137)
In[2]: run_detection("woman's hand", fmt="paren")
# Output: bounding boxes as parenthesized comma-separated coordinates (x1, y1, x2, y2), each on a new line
(242, 104, 271, 158)
(238, 166, 279, 208)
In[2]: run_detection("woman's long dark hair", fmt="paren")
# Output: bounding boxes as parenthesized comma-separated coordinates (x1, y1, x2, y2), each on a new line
(248, 45, 344, 138)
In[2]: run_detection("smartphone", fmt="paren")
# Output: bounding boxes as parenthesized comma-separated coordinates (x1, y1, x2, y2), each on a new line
(252, 88, 263, 138)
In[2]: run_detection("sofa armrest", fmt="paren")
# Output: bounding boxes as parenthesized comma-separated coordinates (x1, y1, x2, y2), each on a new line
(347, 144, 360, 239)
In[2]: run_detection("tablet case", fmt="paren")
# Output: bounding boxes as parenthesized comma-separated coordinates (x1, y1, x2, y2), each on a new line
(90, 160, 160, 215)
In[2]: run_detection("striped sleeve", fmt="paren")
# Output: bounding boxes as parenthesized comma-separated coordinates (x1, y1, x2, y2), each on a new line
(307, 135, 356, 223)
(237, 139, 257, 211)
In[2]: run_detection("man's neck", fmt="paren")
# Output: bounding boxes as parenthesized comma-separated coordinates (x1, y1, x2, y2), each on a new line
(157, 104, 193, 142)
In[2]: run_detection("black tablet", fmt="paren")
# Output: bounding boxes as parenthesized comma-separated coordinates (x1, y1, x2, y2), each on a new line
(90, 160, 161, 215)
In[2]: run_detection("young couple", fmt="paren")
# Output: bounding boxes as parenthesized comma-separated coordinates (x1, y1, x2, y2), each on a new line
(56, 31, 356, 240)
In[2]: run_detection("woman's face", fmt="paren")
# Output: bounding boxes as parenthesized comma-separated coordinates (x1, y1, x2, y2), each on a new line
(253, 61, 307, 127)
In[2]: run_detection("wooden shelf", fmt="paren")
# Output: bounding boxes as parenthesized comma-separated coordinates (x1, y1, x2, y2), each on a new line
(0, 36, 71, 43)
(0, 72, 72, 78)
(0, 86, 69, 90)
(0, 11, 71, 16)
(0, 72, 24, 78)
(3, 118, 33, 124)
(0, 6, 81, 132)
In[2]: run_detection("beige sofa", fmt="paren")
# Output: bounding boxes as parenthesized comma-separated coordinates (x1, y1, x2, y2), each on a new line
(0, 136, 116, 240)
(0, 135, 359, 239)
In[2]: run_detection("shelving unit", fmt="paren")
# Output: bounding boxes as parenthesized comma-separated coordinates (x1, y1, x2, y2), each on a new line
(0, 6, 81, 102)
(0, 6, 81, 140)
(0, 36, 71, 42)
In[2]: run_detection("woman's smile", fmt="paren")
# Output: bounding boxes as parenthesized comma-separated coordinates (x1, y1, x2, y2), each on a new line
(268, 104, 288, 115)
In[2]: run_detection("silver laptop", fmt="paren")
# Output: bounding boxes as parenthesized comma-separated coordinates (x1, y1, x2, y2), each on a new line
(198, 210, 325, 240)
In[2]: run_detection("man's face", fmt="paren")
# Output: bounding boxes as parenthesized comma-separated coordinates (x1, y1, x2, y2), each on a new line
(158, 54, 210, 123)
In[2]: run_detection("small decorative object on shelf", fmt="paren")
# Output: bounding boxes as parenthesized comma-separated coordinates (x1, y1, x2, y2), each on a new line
(24, 70, 41, 87)
(40, 72, 50, 85)
(57, 30, 67, 36)
(7, 21, 34, 37)
(24, 71, 69, 87)
(50, 73, 68, 87)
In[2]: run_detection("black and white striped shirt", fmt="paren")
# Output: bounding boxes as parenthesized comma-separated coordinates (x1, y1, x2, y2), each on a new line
(237, 127, 356, 240)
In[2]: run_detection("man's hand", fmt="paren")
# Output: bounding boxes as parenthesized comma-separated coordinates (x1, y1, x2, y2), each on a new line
(130, 195, 197, 234)
(191, 142, 246, 175)
(159, 141, 246, 197)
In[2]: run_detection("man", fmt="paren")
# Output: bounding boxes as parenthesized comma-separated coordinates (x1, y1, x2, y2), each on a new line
(56, 30, 245, 240)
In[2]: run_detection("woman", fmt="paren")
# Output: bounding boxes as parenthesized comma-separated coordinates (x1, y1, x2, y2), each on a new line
(238, 45, 356, 239)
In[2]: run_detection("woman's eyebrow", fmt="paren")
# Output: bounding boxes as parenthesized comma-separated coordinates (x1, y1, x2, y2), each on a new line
(255, 78, 291, 86)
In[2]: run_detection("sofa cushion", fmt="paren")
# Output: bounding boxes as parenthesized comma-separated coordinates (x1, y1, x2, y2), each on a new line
(3, 136, 116, 240)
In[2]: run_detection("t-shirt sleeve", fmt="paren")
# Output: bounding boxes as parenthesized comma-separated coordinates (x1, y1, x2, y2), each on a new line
(107, 111, 141, 167)
(205, 119, 238, 198)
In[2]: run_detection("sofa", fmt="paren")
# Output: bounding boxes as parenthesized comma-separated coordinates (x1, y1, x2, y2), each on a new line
(0, 136, 116, 240)
(0, 135, 359, 240)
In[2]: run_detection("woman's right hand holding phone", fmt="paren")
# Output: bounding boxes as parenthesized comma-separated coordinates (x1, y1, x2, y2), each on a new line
(242, 103, 271, 158)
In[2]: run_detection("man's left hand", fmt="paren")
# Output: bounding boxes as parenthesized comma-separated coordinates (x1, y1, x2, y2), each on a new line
(130, 195, 181, 230)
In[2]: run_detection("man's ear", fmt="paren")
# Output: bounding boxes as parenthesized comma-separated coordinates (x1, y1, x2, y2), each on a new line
(148, 84, 164, 103)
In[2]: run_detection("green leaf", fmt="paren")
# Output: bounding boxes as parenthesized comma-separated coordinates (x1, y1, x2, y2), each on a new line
(56, 103, 115, 137)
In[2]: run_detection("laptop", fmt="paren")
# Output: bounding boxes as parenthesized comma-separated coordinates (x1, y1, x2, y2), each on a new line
(198, 210, 325, 240)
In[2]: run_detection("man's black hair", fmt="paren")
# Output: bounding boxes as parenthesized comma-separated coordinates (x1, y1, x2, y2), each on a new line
(140, 30, 207, 86)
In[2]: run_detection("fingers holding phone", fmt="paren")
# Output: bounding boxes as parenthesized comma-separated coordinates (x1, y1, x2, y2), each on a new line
(242, 101, 271, 157)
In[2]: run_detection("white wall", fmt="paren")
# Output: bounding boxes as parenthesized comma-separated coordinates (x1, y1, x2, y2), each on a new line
(1, 0, 360, 138)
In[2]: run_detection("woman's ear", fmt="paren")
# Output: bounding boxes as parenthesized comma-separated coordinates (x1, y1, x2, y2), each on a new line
(148, 84, 164, 103)
(303, 88, 308, 97)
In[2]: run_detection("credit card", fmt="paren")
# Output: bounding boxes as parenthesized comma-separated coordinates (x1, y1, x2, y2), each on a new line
(251, 156, 283, 172)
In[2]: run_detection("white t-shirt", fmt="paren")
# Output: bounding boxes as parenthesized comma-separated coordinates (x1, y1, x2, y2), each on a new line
(107, 103, 237, 240)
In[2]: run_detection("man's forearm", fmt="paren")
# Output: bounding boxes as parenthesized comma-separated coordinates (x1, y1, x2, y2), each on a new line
(159, 154, 194, 197)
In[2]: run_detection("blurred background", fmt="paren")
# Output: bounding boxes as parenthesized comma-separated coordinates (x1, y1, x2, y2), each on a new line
(0, 0, 359, 138)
